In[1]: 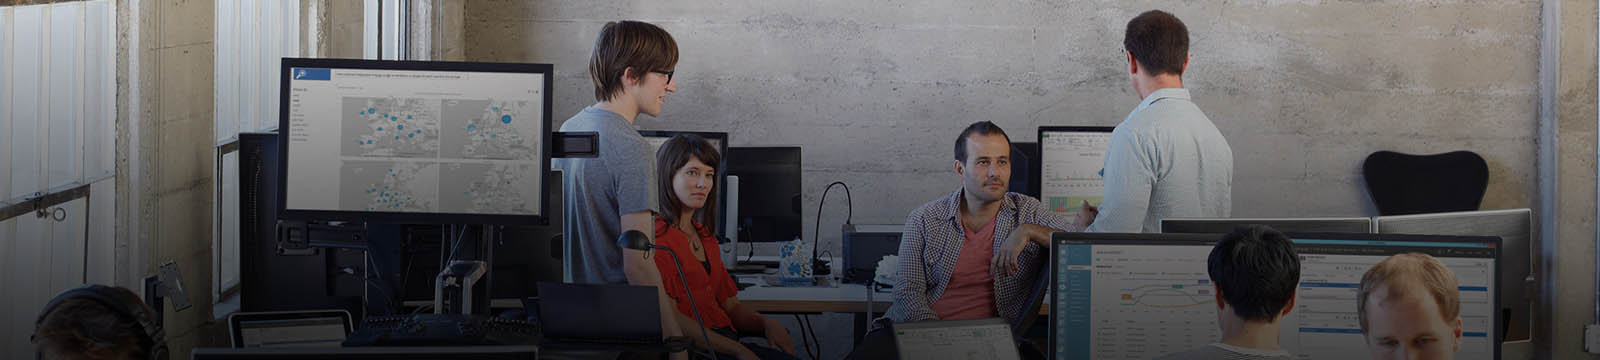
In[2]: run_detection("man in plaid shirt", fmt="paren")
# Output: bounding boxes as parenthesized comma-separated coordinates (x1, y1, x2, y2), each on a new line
(846, 122, 1093, 359)
(885, 121, 1092, 327)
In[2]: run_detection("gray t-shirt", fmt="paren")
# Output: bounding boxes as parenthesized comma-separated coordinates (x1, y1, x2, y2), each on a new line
(553, 106, 657, 285)
(1155, 343, 1294, 360)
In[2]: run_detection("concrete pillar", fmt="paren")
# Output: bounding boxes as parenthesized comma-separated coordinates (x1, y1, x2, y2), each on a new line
(115, 0, 221, 357)
(1541, 0, 1599, 357)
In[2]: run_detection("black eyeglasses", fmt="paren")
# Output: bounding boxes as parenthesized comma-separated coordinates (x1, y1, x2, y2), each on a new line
(651, 69, 675, 83)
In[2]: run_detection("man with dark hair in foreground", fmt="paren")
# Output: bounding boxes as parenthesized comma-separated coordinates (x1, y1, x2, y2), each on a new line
(1158, 225, 1299, 360)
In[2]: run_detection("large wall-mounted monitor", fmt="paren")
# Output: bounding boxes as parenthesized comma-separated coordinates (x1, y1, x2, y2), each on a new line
(277, 58, 552, 225)
(1037, 126, 1114, 223)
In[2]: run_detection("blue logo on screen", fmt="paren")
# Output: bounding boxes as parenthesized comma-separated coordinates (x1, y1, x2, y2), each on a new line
(292, 68, 331, 81)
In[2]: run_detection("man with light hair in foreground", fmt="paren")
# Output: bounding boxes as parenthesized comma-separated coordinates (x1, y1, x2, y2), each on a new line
(1358, 253, 1464, 360)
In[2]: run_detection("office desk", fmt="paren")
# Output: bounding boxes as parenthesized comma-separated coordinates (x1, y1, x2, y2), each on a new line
(737, 282, 892, 314)
(726, 257, 891, 345)
(730, 256, 890, 314)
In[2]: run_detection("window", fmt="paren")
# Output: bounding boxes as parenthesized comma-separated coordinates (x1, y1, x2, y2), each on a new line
(0, 1, 114, 206)
(0, 1, 117, 356)
(214, 0, 301, 303)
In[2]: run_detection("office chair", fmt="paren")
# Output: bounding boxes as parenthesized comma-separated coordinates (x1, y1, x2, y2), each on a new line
(1362, 150, 1488, 216)
(1013, 259, 1052, 359)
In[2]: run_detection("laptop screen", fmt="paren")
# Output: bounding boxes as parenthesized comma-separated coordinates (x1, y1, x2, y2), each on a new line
(893, 318, 1020, 360)
(232, 312, 350, 348)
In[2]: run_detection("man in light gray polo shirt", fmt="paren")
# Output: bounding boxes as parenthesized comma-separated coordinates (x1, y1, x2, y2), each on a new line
(1083, 10, 1233, 233)
(552, 20, 686, 352)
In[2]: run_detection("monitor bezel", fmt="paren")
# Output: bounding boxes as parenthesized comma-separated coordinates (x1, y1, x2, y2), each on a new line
(276, 58, 554, 225)
(639, 130, 731, 237)
(1048, 231, 1501, 360)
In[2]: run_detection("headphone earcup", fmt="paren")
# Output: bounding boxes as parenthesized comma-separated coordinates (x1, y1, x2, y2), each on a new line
(35, 285, 165, 360)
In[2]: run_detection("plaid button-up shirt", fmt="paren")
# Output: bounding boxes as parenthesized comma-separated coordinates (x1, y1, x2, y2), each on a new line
(883, 189, 1077, 328)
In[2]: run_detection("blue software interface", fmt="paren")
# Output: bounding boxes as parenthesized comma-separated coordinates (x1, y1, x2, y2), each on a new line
(1053, 238, 1496, 360)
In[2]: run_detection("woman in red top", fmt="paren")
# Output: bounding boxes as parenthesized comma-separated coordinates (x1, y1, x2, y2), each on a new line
(654, 134, 796, 360)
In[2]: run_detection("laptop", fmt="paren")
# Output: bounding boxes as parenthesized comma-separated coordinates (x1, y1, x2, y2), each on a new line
(228, 310, 353, 348)
(536, 282, 662, 344)
(893, 318, 1021, 360)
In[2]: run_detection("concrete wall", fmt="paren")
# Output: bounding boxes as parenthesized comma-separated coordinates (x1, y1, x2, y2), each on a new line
(463, 1, 1541, 258)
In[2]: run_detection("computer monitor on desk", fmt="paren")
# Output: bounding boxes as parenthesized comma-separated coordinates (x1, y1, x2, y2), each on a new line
(1010, 141, 1040, 198)
(1050, 232, 1500, 360)
(1376, 208, 1531, 341)
(725, 146, 803, 244)
(278, 58, 554, 225)
(842, 224, 904, 285)
(1037, 126, 1114, 224)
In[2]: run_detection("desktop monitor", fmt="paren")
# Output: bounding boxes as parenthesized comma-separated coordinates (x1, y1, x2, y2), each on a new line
(841, 224, 905, 285)
(640, 130, 729, 238)
(1376, 208, 1531, 341)
(1010, 142, 1040, 198)
(1036, 126, 1114, 223)
(1050, 232, 1500, 360)
(277, 58, 553, 225)
(1162, 217, 1374, 234)
(725, 146, 803, 243)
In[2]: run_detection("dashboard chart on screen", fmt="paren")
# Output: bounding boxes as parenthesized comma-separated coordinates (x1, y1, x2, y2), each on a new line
(279, 59, 553, 224)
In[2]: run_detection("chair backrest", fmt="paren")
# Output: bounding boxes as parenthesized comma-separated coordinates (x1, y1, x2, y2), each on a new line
(1362, 150, 1488, 216)
(1013, 258, 1052, 349)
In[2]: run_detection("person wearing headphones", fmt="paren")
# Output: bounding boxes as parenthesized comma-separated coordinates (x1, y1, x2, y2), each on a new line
(33, 284, 166, 360)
